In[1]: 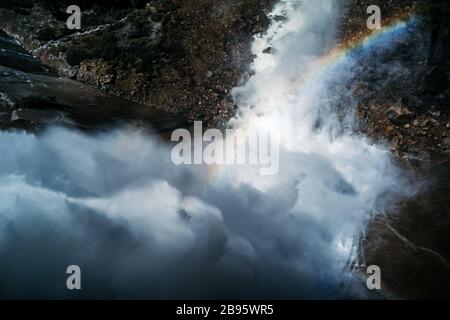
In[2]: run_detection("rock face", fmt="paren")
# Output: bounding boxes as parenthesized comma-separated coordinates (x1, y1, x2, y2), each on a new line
(340, 3, 450, 162)
(0, 0, 276, 128)
(0, 29, 52, 75)
(361, 161, 450, 299)
(342, 0, 450, 299)
(0, 31, 186, 132)
(425, 66, 449, 95)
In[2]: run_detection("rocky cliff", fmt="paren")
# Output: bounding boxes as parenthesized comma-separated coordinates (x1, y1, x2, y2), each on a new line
(0, 0, 276, 128)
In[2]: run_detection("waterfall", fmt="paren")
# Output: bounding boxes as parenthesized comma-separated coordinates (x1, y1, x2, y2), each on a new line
(0, 0, 409, 299)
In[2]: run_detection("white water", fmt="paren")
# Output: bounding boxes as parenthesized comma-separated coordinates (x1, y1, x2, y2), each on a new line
(0, 0, 405, 298)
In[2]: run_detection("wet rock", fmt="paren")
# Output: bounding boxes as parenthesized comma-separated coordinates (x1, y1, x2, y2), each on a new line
(11, 108, 62, 123)
(0, 92, 15, 108)
(263, 47, 272, 54)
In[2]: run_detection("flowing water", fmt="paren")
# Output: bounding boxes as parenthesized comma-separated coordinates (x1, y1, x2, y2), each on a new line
(0, 0, 415, 298)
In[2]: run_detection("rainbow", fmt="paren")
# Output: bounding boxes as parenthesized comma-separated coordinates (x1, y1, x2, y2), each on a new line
(206, 12, 420, 181)
(287, 12, 419, 95)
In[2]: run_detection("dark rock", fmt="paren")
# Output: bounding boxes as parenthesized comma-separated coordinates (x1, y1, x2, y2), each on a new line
(402, 96, 423, 112)
(0, 0, 277, 127)
(0, 111, 10, 123)
(11, 108, 62, 123)
(387, 102, 415, 125)
(262, 47, 272, 54)
(425, 66, 449, 95)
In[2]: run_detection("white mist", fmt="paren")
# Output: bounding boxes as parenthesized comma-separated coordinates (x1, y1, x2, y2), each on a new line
(0, 0, 406, 298)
